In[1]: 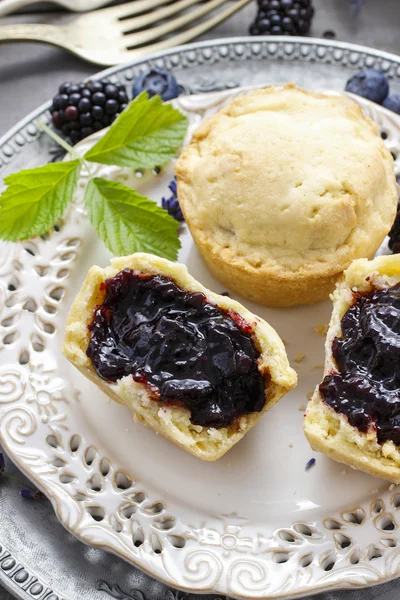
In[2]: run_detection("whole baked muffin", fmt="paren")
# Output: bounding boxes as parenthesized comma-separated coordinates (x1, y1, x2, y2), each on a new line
(175, 85, 398, 307)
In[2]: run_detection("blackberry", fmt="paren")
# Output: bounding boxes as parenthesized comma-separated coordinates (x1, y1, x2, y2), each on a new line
(51, 79, 129, 145)
(388, 201, 400, 254)
(249, 0, 314, 36)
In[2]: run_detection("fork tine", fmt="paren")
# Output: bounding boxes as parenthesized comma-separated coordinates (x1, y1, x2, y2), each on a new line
(102, 0, 173, 20)
(124, 0, 251, 55)
(123, 0, 234, 47)
(121, 0, 200, 34)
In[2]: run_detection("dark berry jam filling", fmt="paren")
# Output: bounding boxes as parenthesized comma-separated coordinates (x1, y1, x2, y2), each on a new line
(320, 283, 400, 445)
(87, 269, 266, 428)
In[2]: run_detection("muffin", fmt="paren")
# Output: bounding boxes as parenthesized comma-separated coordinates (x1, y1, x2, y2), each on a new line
(175, 85, 398, 307)
(304, 255, 400, 482)
(63, 253, 297, 461)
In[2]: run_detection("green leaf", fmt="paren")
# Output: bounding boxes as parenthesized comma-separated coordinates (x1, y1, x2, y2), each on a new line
(84, 92, 188, 169)
(84, 177, 181, 260)
(0, 160, 81, 242)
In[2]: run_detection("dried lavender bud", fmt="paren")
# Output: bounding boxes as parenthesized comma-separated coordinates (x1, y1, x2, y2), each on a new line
(350, 0, 364, 12)
(0, 452, 4, 475)
(168, 179, 177, 197)
(305, 458, 316, 470)
(161, 178, 184, 223)
(20, 488, 46, 500)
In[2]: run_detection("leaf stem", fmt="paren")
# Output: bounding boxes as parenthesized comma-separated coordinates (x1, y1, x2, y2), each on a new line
(38, 120, 81, 160)
(38, 119, 97, 179)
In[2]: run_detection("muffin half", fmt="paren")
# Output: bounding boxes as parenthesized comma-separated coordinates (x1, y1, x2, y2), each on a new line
(175, 85, 397, 307)
(304, 255, 400, 482)
(63, 253, 297, 461)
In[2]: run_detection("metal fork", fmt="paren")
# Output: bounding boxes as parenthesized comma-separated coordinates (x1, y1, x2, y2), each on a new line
(0, 0, 251, 66)
(0, 0, 113, 17)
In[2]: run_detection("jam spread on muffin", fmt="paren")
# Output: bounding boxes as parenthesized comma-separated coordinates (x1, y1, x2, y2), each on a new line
(320, 283, 400, 444)
(87, 269, 266, 428)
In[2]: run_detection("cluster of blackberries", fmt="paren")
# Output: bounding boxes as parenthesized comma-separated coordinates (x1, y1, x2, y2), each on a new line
(249, 0, 314, 36)
(50, 69, 182, 145)
(51, 80, 129, 145)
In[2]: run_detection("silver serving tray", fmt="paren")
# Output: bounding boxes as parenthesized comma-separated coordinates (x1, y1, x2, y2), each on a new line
(1, 36, 400, 600)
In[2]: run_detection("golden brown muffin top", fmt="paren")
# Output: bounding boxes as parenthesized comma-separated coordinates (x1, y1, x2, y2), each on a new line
(176, 85, 397, 278)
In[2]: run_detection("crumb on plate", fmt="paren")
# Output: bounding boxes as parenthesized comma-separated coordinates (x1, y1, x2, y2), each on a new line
(314, 323, 328, 336)
(294, 352, 305, 363)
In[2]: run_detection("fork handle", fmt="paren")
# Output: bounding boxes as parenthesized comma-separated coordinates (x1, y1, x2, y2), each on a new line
(0, 23, 67, 46)
(0, 0, 46, 17)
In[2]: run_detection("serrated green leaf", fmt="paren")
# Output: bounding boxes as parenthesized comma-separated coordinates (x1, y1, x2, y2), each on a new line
(0, 160, 81, 241)
(84, 177, 181, 260)
(84, 92, 188, 169)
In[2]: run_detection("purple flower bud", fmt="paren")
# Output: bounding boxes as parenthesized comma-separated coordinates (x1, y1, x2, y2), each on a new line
(161, 177, 184, 223)
(168, 179, 177, 196)
(350, 0, 364, 11)
(305, 458, 316, 471)
(20, 488, 45, 500)
(20, 489, 35, 499)
(0, 452, 5, 475)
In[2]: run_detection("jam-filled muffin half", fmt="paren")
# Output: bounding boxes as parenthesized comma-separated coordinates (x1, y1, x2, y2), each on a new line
(63, 253, 297, 461)
(304, 255, 400, 482)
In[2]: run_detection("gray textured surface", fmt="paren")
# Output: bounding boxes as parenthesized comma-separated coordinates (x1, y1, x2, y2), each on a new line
(0, 2, 400, 600)
(1, 0, 400, 136)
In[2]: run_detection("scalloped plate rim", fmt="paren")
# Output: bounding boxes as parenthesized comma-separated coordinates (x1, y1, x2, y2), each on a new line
(1, 36, 400, 600)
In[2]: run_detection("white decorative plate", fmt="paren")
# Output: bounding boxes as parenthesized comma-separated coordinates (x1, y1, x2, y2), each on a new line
(1, 83, 400, 600)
